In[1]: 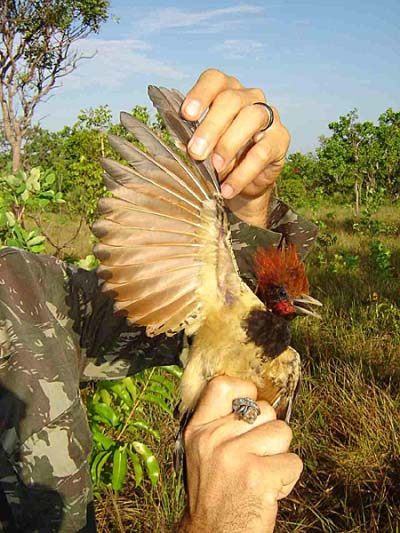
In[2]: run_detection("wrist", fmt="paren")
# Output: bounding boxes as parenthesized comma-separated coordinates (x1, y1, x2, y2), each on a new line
(226, 189, 273, 228)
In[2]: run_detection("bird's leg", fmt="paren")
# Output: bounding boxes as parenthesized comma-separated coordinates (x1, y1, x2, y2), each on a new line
(232, 397, 261, 424)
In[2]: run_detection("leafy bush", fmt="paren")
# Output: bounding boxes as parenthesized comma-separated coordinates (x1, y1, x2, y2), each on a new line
(369, 239, 392, 275)
(0, 167, 64, 252)
(86, 366, 182, 495)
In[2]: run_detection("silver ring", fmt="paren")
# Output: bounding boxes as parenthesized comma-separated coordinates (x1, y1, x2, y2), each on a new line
(253, 102, 274, 132)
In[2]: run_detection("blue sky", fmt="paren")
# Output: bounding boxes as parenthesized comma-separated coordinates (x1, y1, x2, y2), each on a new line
(35, 0, 399, 153)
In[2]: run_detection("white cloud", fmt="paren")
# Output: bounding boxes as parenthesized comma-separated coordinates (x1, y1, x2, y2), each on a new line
(63, 38, 187, 90)
(214, 39, 264, 59)
(139, 4, 263, 33)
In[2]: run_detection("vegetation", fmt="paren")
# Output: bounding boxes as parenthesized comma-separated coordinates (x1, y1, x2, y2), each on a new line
(0, 76, 399, 530)
(14, 202, 397, 532)
(279, 108, 400, 212)
(0, 0, 110, 171)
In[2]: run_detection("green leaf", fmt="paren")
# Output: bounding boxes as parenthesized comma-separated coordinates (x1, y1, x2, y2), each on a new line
(112, 445, 128, 492)
(45, 172, 56, 185)
(5, 211, 16, 227)
(90, 450, 112, 485)
(91, 402, 120, 427)
(27, 235, 45, 247)
(132, 441, 159, 486)
(150, 373, 174, 392)
(127, 447, 143, 487)
(5, 175, 19, 187)
(142, 393, 173, 417)
(146, 382, 173, 400)
(111, 384, 133, 408)
(31, 244, 45, 253)
(26, 168, 41, 192)
(100, 389, 112, 405)
(92, 426, 115, 451)
(121, 377, 137, 402)
(21, 189, 30, 202)
(129, 420, 160, 442)
(162, 365, 183, 379)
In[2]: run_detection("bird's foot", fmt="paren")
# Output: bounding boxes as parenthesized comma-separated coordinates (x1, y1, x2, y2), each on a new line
(232, 397, 261, 424)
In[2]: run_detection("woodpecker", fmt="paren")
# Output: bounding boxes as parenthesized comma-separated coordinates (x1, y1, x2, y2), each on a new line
(91, 86, 321, 429)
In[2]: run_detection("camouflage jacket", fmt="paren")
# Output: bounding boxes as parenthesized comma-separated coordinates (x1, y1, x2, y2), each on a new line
(0, 198, 317, 532)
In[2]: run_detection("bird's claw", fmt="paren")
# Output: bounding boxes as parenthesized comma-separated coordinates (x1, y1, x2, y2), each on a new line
(232, 397, 261, 424)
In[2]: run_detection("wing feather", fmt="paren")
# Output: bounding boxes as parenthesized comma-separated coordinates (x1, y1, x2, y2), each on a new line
(148, 86, 219, 193)
(93, 85, 242, 336)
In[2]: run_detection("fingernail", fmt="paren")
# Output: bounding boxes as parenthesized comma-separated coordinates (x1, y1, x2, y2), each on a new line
(221, 183, 234, 199)
(183, 99, 201, 118)
(188, 136, 207, 158)
(212, 153, 225, 172)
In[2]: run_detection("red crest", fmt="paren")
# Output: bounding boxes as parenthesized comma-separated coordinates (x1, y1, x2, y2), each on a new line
(254, 245, 309, 298)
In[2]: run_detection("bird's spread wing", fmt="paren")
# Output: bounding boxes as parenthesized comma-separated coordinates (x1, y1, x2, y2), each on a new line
(92, 87, 242, 337)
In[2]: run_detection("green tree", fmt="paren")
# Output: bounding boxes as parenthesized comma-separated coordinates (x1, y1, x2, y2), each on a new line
(279, 152, 320, 206)
(0, 0, 110, 172)
(317, 110, 377, 213)
(375, 108, 400, 195)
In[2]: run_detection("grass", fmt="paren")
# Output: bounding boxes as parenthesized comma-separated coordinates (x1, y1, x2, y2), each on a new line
(37, 202, 400, 532)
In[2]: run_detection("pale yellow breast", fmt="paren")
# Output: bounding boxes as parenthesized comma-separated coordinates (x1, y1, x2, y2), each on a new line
(180, 285, 265, 412)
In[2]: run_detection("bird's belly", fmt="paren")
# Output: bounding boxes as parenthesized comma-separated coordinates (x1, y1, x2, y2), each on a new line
(180, 309, 265, 413)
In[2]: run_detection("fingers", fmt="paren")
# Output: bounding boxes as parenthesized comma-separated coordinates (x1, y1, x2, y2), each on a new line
(189, 375, 257, 427)
(208, 400, 277, 442)
(186, 89, 265, 161)
(181, 68, 242, 121)
(211, 103, 269, 174)
(262, 453, 303, 500)
(181, 68, 267, 163)
(221, 124, 290, 199)
(232, 420, 293, 456)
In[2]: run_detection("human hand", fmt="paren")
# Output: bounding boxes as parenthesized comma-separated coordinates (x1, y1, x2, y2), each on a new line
(181, 69, 291, 228)
(179, 376, 303, 533)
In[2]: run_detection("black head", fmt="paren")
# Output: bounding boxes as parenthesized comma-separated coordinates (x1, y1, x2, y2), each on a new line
(262, 284, 296, 319)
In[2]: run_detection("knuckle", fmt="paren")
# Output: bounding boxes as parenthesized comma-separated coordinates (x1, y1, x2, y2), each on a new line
(195, 429, 213, 456)
(215, 442, 240, 471)
(201, 68, 226, 83)
(250, 87, 266, 102)
(215, 88, 242, 111)
(282, 125, 291, 146)
(252, 143, 271, 165)
(214, 140, 230, 161)
(227, 74, 241, 89)
(212, 375, 258, 399)
(273, 420, 293, 443)
(246, 460, 266, 490)
(290, 453, 304, 477)
(183, 424, 195, 449)
(197, 117, 219, 138)
(258, 401, 277, 421)
(246, 103, 269, 125)
(185, 426, 213, 458)
(207, 375, 233, 396)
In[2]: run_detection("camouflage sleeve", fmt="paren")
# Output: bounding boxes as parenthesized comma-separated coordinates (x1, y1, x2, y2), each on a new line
(0, 247, 183, 531)
(0, 248, 95, 531)
(66, 265, 183, 382)
(229, 196, 318, 290)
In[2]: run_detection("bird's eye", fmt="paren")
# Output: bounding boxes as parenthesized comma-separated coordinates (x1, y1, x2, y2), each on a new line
(278, 287, 287, 298)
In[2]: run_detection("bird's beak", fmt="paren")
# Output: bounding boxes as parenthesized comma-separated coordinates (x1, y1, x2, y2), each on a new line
(293, 294, 322, 319)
